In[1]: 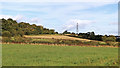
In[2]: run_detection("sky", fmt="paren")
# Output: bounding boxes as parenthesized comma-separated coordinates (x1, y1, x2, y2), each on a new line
(0, 1, 118, 35)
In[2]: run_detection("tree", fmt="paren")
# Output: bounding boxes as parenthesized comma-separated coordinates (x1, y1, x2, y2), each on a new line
(2, 31, 11, 37)
(102, 35, 116, 42)
(71, 32, 76, 36)
(95, 35, 102, 41)
(2, 37, 11, 42)
(55, 32, 58, 34)
(36, 26, 43, 34)
(1, 18, 58, 36)
(89, 32, 95, 40)
(49, 29, 55, 34)
(63, 30, 71, 34)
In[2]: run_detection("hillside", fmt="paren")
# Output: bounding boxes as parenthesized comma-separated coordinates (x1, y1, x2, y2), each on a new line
(1, 18, 58, 37)
(1, 18, 118, 47)
(23, 34, 110, 46)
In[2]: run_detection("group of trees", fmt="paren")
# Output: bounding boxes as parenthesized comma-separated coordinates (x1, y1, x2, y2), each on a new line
(102, 35, 116, 42)
(63, 30, 118, 42)
(78, 32, 96, 40)
(1, 18, 58, 37)
(63, 30, 102, 41)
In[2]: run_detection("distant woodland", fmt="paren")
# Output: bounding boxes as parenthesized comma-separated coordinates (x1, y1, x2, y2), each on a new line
(1, 18, 58, 37)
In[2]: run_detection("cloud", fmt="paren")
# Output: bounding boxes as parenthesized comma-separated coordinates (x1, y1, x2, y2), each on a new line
(0, 15, 13, 19)
(0, 14, 24, 20)
(30, 17, 42, 25)
(0, 2, 117, 23)
(0, 14, 27, 22)
(109, 22, 118, 25)
(63, 19, 95, 31)
(30, 18, 39, 23)
(14, 15, 25, 21)
(0, 0, 119, 2)
(1, 2, 117, 13)
(0, 14, 42, 25)
(108, 30, 118, 35)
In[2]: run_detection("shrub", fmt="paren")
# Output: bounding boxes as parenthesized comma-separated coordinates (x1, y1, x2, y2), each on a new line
(12, 36, 25, 43)
(102, 35, 116, 42)
(107, 42, 118, 46)
(2, 31, 11, 37)
(98, 42, 107, 45)
(24, 38, 32, 43)
(2, 37, 11, 42)
(89, 41, 99, 46)
(83, 41, 91, 45)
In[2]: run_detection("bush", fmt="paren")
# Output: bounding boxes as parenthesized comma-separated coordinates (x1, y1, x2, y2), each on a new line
(2, 37, 11, 42)
(60, 40, 82, 45)
(83, 41, 91, 45)
(12, 36, 25, 43)
(24, 38, 32, 43)
(98, 42, 107, 45)
(2, 31, 11, 37)
(102, 35, 116, 42)
(107, 42, 118, 46)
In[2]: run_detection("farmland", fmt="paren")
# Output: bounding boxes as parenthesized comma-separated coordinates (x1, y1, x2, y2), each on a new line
(1, 3, 119, 67)
(23, 35, 111, 46)
(2, 44, 118, 66)
(24, 35, 91, 41)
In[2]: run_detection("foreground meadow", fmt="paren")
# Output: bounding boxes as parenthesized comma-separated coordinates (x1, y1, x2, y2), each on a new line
(2, 44, 118, 66)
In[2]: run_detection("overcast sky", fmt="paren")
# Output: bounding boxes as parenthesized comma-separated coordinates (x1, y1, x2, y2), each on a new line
(0, 0, 118, 35)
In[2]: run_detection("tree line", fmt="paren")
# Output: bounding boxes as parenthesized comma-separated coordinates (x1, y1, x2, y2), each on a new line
(63, 30, 119, 42)
(1, 18, 58, 37)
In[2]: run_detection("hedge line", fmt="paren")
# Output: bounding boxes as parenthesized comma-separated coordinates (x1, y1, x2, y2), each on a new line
(2, 36, 118, 47)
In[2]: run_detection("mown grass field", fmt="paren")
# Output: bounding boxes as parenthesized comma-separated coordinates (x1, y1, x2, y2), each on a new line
(2, 44, 118, 66)
(24, 35, 92, 41)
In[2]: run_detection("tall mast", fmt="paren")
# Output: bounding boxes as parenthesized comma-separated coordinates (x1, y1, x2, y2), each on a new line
(77, 23, 78, 34)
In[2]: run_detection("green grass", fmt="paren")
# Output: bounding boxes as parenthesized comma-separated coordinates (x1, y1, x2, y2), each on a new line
(32, 38, 56, 43)
(2, 44, 118, 66)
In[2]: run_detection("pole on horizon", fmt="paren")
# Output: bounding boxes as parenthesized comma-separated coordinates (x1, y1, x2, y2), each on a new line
(76, 22, 78, 34)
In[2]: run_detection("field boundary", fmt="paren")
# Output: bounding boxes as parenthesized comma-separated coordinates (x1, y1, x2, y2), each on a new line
(1, 42, 118, 48)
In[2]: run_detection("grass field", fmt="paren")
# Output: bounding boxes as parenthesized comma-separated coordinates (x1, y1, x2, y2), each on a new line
(2, 44, 118, 66)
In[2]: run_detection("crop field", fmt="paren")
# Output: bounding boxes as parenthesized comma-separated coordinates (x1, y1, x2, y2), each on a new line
(24, 35, 92, 41)
(2, 44, 118, 66)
